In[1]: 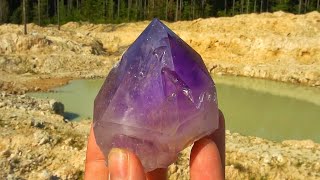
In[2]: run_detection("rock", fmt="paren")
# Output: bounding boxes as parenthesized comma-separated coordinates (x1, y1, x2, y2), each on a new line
(49, 99, 64, 115)
(305, 71, 318, 81)
(0, 102, 6, 108)
(33, 131, 51, 146)
(1, 92, 6, 97)
(6, 174, 16, 180)
(243, 65, 253, 76)
(1, 149, 11, 158)
(38, 170, 53, 180)
(282, 140, 316, 149)
(30, 119, 45, 129)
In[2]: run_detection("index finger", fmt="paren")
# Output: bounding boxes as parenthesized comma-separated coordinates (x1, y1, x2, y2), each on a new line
(190, 109, 225, 180)
(84, 125, 108, 180)
(208, 109, 225, 171)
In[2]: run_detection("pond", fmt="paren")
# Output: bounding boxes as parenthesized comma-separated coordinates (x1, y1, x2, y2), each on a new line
(28, 76, 320, 143)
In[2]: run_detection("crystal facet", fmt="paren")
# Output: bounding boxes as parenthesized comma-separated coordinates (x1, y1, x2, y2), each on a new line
(93, 18, 219, 171)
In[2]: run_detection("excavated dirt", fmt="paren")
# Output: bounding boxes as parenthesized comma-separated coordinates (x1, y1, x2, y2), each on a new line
(1, 11, 319, 94)
(0, 11, 320, 179)
(0, 92, 319, 179)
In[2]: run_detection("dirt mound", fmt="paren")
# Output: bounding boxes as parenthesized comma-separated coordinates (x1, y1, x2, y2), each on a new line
(0, 93, 319, 179)
(1, 11, 320, 91)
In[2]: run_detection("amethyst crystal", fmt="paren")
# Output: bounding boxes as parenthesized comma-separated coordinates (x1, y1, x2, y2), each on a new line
(93, 18, 219, 171)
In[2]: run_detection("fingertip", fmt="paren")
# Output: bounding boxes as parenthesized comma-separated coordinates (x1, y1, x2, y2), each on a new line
(108, 148, 146, 180)
(208, 109, 226, 173)
(84, 160, 109, 180)
(127, 150, 147, 180)
(190, 138, 224, 180)
(85, 125, 108, 180)
(86, 126, 106, 162)
(108, 148, 129, 179)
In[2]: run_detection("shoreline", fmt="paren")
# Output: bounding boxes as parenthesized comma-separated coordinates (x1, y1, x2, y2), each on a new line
(1, 12, 320, 95)
(0, 66, 319, 96)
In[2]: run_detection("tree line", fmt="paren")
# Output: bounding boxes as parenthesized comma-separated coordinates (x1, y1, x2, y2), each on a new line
(0, 0, 319, 27)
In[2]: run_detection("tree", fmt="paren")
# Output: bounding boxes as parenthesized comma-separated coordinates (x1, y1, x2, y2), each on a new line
(191, 0, 195, 19)
(3, 0, 320, 25)
(0, 0, 9, 24)
(304, 0, 308, 13)
(118, 0, 120, 18)
(266, 0, 268, 12)
(233, 0, 235, 15)
(105, 0, 108, 22)
(165, 0, 168, 20)
(128, 0, 131, 20)
(68, 0, 72, 11)
(225, 0, 227, 14)
(143, 0, 146, 19)
(175, 0, 179, 21)
(179, 0, 182, 19)
(110, 0, 114, 21)
(254, 0, 257, 12)
(241, 0, 244, 13)
(151, 0, 155, 18)
(57, 0, 60, 30)
(46, 0, 49, 18)
(298, 0, 302, 13)
(38, 0, 41, 26)
(23, 0, 27, 34)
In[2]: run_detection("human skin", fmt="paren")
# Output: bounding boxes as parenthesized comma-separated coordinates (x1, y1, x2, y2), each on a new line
(85, 110, 225, 180)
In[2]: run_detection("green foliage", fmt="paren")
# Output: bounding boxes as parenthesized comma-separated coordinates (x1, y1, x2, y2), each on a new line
(118, 0, 127, 21)
(82, 0, 105, 22)
(181, 1, 191, 20)
(217, 10, 227, 17)
(10, 6, 22, 24)
(0, 0, 10, 23)
(32, 0, 50, 26)
(273, 2, 290, 12)
(204, 2, 212, 18)
(4, 0, 320, 26)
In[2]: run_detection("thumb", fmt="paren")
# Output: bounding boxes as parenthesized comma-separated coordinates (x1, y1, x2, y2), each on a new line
(190, 138, 224, 180)
(108, 148, 146, 180)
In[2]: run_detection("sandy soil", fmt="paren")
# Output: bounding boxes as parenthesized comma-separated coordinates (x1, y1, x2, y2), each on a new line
(1, 11, 320, 93)
(0, 93, 319, 179)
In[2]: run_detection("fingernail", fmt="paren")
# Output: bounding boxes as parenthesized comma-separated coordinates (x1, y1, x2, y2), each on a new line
(108, 148, 128, 180)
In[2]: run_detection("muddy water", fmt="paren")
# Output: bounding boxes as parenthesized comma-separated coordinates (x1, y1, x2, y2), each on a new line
(28, 76, 320, 142)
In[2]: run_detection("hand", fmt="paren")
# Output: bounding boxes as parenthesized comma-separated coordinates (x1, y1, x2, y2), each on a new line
(85, 110, 225, 180)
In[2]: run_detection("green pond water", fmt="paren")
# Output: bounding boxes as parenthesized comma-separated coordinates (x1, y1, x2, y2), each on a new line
(28, 76, 320, 143)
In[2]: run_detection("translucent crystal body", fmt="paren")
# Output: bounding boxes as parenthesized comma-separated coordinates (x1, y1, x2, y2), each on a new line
(93, 18, 219, 171)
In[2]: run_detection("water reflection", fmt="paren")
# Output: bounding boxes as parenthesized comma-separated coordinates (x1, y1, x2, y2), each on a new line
(28, 76, 320, 142)
(64, 112, 80, 120)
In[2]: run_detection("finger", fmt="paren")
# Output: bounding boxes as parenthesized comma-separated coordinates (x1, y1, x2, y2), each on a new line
(84, 125, 108, 180)
(190, 138, 224, 180)
(146, 168, 167, 180)
(208, 109, 226, 173)
(108, 148, 146, 180)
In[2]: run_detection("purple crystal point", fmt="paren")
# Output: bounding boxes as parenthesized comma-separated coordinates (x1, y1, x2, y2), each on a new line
(93, 18, 219, 171)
